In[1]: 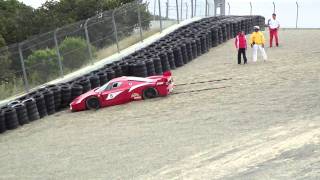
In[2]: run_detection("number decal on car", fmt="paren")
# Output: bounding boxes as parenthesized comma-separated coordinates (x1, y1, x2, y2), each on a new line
(106, 91, 123, 100)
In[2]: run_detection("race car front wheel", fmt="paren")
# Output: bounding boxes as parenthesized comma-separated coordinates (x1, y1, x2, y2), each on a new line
(143, 87, 158, 99)
(86, 96, 100, 110)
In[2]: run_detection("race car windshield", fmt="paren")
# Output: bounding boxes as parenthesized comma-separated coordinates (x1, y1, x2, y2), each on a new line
(96, 82, 122, 92)
(96, 82, 112, 92)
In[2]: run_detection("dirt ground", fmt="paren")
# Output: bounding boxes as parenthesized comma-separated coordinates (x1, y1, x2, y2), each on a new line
(0, 29, 320, 179)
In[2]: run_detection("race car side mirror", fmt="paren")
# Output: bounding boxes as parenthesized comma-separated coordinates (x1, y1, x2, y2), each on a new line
(163, 71, 171, 77)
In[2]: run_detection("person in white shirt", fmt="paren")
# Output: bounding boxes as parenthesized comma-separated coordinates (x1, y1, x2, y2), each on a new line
(268, 13, 280, 47)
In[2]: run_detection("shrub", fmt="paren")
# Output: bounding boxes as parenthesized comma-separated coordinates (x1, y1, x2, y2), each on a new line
(59, 37, 96, 70)
(0, 35, 13, 84)
(26, 48, 60, 84)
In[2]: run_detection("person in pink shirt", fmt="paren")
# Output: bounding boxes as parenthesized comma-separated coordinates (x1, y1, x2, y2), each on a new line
(235, 31, 248, 64)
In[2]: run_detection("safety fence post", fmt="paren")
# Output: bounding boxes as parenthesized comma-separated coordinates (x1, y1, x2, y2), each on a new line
(166, 0, 169, 19)
(18, 43, 29, 93)
(111, 10, 120, 53)
(84, 18, 94, 64)
(176, 0, 180, 23)
(137, 1, 143, 42)
(194, 0, 197, 16)
(158, 0, 163, 32)
(180, 0, 183, 21)
(191, 0, 194, 18)
(153, 0, 156, 21)
(186, 2, 189, 19)
(53, 28, 64, 77)
(205, 0, 208, 17)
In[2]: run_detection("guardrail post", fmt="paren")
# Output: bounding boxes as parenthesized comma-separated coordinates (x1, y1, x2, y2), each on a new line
(84, 18, 94, 64)
(18, 43, 29, 93)
(158, 0, 163, 32)
(54, 28, 64, 77)
(111, 10, 120, 53)
(137, 1, 143, 42)
(296, 1, 299, 28)
(176, 0, 180, 23)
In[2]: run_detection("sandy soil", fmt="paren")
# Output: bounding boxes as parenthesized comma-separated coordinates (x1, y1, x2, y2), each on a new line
(0, 29, 320, 179)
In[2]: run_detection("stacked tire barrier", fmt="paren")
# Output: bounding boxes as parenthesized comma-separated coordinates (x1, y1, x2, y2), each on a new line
(0, 15, 265, 134)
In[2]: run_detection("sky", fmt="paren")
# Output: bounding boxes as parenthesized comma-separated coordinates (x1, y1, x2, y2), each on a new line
(19, 0, 48, 8)
(20, 0, 320, 28)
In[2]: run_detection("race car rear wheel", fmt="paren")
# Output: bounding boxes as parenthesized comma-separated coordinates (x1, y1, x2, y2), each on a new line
(143, 87, 158, 99)
(86, 96, 100, 110)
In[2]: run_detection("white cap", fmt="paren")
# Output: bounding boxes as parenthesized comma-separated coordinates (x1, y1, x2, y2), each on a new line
(254, 26, 260, 30)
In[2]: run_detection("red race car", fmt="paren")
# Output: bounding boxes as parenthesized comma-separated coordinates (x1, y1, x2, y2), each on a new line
(70, 71, 174, 111)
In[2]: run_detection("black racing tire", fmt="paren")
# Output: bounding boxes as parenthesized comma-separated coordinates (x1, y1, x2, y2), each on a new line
(142, 87, 158, 99)
(86, 96, 100, 110)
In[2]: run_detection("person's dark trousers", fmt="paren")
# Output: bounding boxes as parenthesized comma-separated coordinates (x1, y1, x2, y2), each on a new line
(238, 48, 247, 64)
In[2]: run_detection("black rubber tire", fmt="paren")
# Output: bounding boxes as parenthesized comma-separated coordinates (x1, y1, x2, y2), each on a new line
(132, 61, 148, 77)
(112, 65, 123, 78)
(89, 75, 100, 89)
(145, 59, 156, 76)
(96, 72, 108, 86)
(77, 78, 91, 93)
(142, 87, 158, 99)
(4, 108, 19, 130)
(22, 98, 40, 121)
(7, 100, 20, 107)
(13, 103, 29, 125)
(71, 83, 83, 101)
(49, 86, 61, 111)
(42, 90, 56, 115)
(0, 111, 6, 133)
(59, 85, 72, 108)
(105, 69, 116, 80)
(86, 96, 100, 110)
(152, 57, 163, 75)
(118, 62, 129, 76)
(32, 93, 48, 118)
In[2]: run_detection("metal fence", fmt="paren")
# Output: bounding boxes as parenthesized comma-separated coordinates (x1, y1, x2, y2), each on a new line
(0, 0, 310, 101)
(225, 1, 308, 29)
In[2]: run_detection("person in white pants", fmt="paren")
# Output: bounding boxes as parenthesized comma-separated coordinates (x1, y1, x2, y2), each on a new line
(250, 26, 268, 62)
(252, 44, 267, 62)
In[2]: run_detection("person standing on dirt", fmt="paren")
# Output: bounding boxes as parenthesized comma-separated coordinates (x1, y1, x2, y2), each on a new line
(250, 26, 267, 62)
(268, 13, 280, 47)
(235, 31, 247, 64)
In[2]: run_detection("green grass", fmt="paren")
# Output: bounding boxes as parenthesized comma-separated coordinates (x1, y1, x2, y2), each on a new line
(0, 78, 25, 101)
(95, 28, 161, 61)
